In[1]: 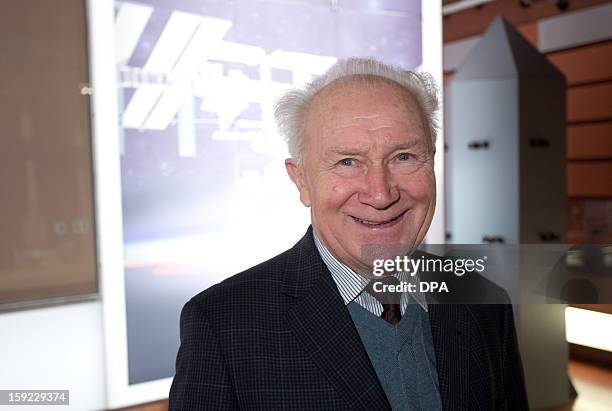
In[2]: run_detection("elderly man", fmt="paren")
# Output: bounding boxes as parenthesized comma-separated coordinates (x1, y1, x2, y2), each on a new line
(169, 58, 528, 410)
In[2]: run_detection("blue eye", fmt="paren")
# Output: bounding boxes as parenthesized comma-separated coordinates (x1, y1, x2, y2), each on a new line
(397, 153, 412, 161)
(340, 158, 354, 166)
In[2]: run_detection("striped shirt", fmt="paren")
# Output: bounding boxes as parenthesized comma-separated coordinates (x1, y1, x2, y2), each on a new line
(313, 232, 428, 315)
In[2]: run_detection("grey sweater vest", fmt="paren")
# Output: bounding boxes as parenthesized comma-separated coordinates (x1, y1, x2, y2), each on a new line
(347, 301, 442, 411)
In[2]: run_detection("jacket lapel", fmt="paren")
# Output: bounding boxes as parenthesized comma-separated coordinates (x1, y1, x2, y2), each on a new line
(282, 228, 390, 410)
(423, 251, 495, 410)
(428, 303, 473, 411)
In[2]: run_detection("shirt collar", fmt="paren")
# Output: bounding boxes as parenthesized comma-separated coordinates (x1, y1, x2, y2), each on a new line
(313, 230, 428, 312)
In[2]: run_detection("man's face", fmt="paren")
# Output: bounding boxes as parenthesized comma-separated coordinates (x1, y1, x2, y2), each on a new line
(286, 79, 436, 275)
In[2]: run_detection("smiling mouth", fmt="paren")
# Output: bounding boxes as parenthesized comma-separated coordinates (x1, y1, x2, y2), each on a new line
(350, 210, 407, 227)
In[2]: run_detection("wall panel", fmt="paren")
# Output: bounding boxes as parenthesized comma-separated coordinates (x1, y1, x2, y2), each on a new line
(567, 123, 612, 159)
(567, 162, 612, 197)
(567, 83, 612, 123)
(443, 0, 610, 42)
(548, 42, 612, 85)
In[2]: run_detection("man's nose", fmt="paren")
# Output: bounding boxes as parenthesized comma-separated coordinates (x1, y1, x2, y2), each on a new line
(358, 165, 399, 209)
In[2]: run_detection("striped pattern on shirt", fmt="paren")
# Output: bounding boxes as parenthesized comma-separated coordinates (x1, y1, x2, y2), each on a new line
(313, 231, 427, 316)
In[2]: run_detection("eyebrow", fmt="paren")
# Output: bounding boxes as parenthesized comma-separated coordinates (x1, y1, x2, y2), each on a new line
(327, 140, 423, 157)
(329, 148, 368, 157)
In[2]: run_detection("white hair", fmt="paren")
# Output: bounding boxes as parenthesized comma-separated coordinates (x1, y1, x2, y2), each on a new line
(274, 57, 439, 164)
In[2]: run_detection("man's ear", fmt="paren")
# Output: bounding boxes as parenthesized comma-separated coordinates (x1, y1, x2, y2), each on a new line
(285, 158, 311, 207)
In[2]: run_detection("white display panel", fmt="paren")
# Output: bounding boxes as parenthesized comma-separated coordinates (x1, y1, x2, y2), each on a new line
(90, 0, 443, 407)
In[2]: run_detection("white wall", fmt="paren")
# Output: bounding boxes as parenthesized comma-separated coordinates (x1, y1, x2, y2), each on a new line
(0, 301, 106, 411)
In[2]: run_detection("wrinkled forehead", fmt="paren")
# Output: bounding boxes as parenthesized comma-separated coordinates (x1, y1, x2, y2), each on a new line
(304, 76, 425, 134)
(303, 75, 426, 139)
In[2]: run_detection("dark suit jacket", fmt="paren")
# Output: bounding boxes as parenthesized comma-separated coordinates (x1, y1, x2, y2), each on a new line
(169, 227, 529, 410)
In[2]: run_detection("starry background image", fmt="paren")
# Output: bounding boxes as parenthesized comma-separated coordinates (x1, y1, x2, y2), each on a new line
(115, 0, 422, 384)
